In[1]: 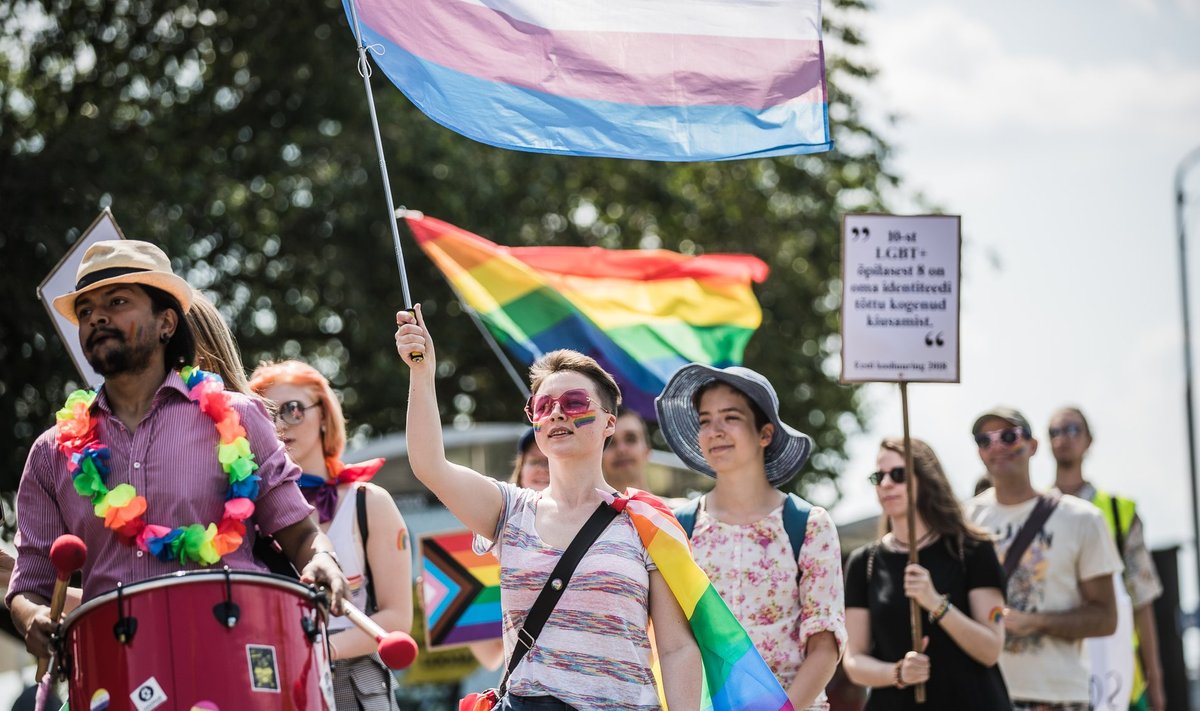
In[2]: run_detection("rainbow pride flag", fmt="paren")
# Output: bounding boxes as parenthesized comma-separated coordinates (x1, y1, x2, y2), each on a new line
(343, 0, 829, 161)
(611, 490, 794, 710)
(405, 213, 768, 419)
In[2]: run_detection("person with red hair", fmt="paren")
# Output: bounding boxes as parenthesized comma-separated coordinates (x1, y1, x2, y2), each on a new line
(250, 360, 412, 710)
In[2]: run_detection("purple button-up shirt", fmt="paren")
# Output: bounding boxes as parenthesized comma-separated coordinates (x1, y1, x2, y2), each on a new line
(7, 372, 314, 603)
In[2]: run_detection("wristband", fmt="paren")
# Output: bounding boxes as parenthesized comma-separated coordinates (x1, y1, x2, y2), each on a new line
(893, 660, 906, 689)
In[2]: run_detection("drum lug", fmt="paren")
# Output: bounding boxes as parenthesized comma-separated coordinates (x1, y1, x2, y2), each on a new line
(213, 565, 241, 628)
(112, 582, 138, 645)
(300, 614, 322, 644)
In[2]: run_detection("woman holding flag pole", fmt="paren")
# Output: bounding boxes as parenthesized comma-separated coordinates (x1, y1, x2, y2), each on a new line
(395, 304, 698, 710)
(396, 305, 795, 711)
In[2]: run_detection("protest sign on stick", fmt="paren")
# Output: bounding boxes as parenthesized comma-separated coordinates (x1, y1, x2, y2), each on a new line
(36, 208, 128, 386)
(840, 213, 962, 704)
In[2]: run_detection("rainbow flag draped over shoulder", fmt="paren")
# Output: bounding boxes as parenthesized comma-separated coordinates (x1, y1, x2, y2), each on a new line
(343, 0, 830, 161)
(405, 213, 768, 419)
(608, 489, 794, 711)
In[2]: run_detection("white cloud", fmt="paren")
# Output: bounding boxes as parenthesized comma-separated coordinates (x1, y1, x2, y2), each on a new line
(860, 4, 1200, 138)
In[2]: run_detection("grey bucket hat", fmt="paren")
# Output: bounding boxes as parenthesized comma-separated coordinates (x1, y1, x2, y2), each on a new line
(655, 364, 813, 486)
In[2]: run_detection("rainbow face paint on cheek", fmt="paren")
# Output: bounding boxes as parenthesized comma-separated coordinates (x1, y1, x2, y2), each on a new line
(572, 411, 597, 427)
(532, 421, 543, 432)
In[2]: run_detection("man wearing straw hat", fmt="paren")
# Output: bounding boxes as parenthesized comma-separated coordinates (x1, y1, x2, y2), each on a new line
(7, 239, 348, 658)
(966, 406, 1121, 711)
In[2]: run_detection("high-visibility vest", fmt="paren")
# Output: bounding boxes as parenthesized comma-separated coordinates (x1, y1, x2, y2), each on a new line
(1091, 489, 1148, 710)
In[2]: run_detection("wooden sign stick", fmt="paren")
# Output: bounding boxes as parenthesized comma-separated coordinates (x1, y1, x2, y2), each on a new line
(900, 381, 925, 704)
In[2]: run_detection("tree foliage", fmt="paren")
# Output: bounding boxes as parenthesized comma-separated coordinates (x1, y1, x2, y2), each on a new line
(0, 0, 898, 501)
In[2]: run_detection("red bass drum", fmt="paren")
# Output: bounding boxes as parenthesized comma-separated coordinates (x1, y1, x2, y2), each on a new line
(60, 570, 334, 711)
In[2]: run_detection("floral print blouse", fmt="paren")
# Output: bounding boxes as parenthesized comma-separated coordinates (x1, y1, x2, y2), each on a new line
(691, 498, 846, 709)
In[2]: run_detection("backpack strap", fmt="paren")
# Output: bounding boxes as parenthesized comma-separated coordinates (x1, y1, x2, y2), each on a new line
(673, 496, 702, 540)
(782, 493, 812, 563)
(1002, 493, 1060, 584)
(676, 494, 811, 582)
(356, 485, 377, 614)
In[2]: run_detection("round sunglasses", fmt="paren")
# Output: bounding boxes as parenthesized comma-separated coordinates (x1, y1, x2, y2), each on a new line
(274, 400, 322, 425)
(868, 467, 905, 486)
(973, 427, 1029, 449)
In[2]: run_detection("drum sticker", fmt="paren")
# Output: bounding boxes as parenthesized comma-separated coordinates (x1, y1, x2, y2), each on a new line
(130, 677, 167, 711)
(246, 644, 281, 693)
(89, 689, 110, 711)
(319, 664, 336, 710)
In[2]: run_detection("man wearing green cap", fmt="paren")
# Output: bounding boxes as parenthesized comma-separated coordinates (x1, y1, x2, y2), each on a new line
(965, 406, 1122, 711)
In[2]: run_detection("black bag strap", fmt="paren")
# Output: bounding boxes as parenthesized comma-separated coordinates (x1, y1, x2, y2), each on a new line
(1002, 494, 1060, 583)
(499, 500, 621, 695)
(356, 485, 377, 614)
(1108, 496, 1127, 558)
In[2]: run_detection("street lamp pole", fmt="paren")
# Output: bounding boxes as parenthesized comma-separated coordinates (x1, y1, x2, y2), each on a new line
(1175, 145, 1200, 600)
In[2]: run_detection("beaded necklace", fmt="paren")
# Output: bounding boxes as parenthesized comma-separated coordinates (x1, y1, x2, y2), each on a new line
(55, 367, 259, 566)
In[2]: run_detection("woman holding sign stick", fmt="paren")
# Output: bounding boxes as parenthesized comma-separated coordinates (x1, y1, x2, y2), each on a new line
(843, 437, 1010, 710)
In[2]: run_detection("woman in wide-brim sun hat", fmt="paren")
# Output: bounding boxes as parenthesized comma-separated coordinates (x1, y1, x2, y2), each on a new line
(657, 363, 847, 711)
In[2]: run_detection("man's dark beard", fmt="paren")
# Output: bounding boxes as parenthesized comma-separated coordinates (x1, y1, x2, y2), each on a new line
(86, 331, 158, 376)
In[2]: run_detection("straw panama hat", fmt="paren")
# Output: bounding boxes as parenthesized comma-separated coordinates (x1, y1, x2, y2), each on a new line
(53, 240, 193, 324)
(655, 364, 813, 486)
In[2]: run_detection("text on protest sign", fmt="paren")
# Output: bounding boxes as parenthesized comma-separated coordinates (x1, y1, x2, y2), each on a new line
(840, 214, 961, 383)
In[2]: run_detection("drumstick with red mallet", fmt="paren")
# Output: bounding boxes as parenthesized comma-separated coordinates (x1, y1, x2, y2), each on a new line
(35, 534, 87, 680)
(341, 599, 418, 669)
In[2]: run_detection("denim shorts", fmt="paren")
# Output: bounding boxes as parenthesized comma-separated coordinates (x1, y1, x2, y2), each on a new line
(500, 695, 577, 711)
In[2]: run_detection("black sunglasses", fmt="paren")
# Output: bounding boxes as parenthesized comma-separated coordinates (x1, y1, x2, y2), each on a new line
(274, 400, 322, 425)
(868, 467, 905, 486)
(1048, 423, 1084, 439)
(974, 427, 1029, 448)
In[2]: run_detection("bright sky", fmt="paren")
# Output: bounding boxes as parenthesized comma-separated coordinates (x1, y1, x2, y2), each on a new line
(818, 0, 1200, 611)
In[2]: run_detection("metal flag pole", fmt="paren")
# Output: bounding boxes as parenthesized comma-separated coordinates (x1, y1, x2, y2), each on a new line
(394, 209, 532, 400)
(458, 300, 531, 400)
(346, 0, 422, 362)
(1175, 145, 1200, 606)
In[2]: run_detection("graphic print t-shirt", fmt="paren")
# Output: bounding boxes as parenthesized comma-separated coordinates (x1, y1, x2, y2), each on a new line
(966, 490, 1122, 704)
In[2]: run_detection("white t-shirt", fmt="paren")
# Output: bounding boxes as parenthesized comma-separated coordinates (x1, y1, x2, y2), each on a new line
(966, 490, 1123, 704)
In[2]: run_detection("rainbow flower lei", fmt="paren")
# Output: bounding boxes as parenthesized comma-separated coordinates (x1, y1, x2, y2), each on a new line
(54, 367, 260, 566)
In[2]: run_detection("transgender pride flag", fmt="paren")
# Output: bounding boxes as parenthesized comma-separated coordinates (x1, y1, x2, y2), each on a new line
(343, 0, 830, 162)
